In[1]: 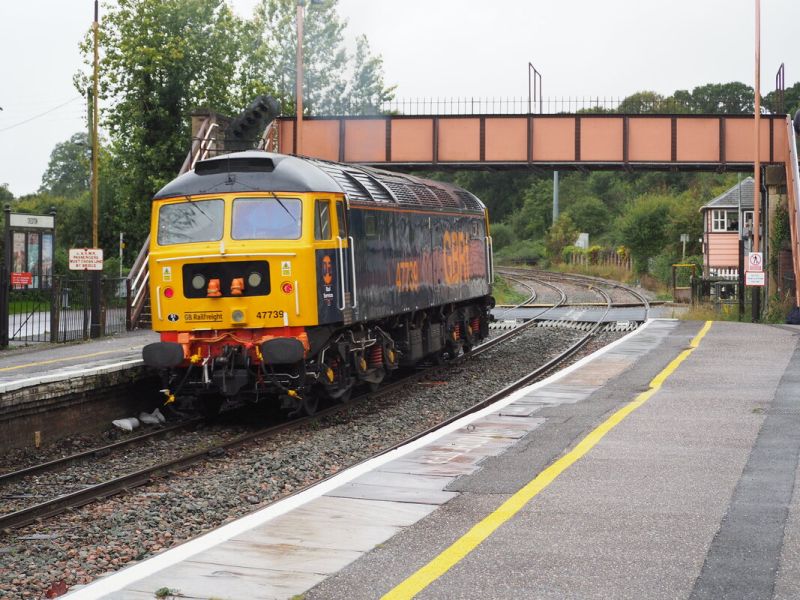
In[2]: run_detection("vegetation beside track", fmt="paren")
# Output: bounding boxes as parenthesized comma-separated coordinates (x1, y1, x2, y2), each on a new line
(492, 275, 529, 305)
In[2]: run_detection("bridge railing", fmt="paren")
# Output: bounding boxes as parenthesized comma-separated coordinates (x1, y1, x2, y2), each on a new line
(334, 96, 789, 118)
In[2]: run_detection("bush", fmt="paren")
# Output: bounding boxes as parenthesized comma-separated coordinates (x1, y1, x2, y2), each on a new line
(490, 223, 514, 250)
(494, 239, 546, 265)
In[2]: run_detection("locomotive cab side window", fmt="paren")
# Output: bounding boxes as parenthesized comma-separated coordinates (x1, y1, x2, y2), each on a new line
(314, 199, 331, 240)
(335, 201, 347, 237)
(232, 197, 302, 240)
(364, 213, 377, 238)
(157, 199, 224, 246)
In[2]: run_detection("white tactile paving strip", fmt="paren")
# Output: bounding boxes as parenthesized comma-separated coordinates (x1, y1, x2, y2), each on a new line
(67, 319, 678, 600)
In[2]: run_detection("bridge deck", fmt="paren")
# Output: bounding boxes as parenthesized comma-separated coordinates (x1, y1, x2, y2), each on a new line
(277, 113, 788, 171)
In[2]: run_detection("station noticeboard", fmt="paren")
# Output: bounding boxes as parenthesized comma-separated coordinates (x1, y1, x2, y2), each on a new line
(5, 211, 55, 289)
(68, 248, 104, 271)
(745, 271, 765, 286)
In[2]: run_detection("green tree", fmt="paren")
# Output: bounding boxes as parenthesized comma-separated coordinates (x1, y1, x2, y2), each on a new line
(0, 184, 12, 203)
(511, 179, 552, 240)
(545, 214, 579, 263)
(564, 196, 610, 236)
(39, 133, 90, 197)
(764, 81, 800, 116)
(617, 91, 668, 114)
(489, 222, 514, 250)
(342, 35, 396, 114)
(250, 0, 347, 115)
(688, 82, 754, 114)
(616, 195, 672, 273)
(77, 0, 248, 246)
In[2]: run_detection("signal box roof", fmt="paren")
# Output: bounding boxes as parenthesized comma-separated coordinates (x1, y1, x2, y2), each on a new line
(153, 151, 485, 214)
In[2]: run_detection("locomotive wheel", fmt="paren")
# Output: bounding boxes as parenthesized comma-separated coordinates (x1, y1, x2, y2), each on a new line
(338, 387, 353, 403)
(300, 393, 319, 416)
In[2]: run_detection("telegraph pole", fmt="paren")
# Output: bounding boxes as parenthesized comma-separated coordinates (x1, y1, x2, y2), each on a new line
(295, 1, 304, 155)
(90, 0, 102, 337)
(752, 0, 762, 321)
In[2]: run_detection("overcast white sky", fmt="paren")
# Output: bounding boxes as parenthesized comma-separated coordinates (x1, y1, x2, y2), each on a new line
(0, 0, 797, 196)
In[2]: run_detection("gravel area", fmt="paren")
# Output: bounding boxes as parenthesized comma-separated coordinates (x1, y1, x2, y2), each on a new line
(0, 424, 252, 517)
(0, 325, 628, 598)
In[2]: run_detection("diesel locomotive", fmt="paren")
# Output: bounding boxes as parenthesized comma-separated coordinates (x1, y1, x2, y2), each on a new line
(142, 151, 495, 416)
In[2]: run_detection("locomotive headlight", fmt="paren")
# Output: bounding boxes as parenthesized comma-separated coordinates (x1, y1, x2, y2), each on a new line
(247, 272, 262, 287)
(191, 274, 206, 290)
(231, 309, 246, 324)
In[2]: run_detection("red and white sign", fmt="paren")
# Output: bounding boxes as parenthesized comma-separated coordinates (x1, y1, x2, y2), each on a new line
(10, 272, 32, 286)
(745, 271, 765, 286)
(69, 248, 104, 271)
(747, 252, 763, 272)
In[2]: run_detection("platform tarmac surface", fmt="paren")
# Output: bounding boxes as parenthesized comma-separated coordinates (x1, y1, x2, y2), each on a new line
(68, 319, 800, 599)
(0, 329, 156, 392)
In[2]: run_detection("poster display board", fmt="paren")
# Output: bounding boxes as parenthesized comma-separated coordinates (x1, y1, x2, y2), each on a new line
(5, 212, 55, 289)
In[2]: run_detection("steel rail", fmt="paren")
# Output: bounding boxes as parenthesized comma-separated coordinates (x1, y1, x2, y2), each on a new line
(0, 277, 594, 532)
(0, 420, 200, 486)
(497, 267, 650, 320)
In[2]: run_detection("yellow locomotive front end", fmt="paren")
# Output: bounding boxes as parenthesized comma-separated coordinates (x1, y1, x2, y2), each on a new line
(142, 155, 350, 415)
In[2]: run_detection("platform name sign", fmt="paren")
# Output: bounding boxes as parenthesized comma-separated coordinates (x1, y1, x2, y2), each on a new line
(5, 212, 55, 289)
(68, 248, 104, 271)
(745, 252, 765, 287)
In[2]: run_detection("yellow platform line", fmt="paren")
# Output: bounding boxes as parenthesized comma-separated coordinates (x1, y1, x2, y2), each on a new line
(0, 349, 124, 372)
(383, 320, 713, 599)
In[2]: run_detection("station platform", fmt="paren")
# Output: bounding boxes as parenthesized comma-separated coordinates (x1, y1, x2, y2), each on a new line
(0, 330, 158, 449)
(0, 330, 156, 393)
(67, 318, 800, 599)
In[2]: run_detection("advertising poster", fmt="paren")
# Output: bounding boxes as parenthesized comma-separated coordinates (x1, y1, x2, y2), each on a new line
(12, 232, 25, 273)
(41, 233, 53, 288)
(27, 232, 40, 288)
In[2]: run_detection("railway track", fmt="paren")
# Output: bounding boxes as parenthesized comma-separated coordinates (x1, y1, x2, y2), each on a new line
(0, 269, 646, 534)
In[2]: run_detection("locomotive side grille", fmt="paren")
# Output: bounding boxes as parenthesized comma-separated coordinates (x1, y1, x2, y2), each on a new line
(383, 182, 419, 205)
(313, 162, 372, 202)
(348, 171, 394, 203)
(432, 188, 461, 209)
(406, 184, 440, 208)
(455, 190, 484, 212)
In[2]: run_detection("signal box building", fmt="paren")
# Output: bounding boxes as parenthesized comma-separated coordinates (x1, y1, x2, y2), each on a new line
(700, 177, 754, 278)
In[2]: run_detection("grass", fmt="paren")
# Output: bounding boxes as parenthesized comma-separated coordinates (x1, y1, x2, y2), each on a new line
(679, 302, 744, 322)
(492, 275, 529, 305)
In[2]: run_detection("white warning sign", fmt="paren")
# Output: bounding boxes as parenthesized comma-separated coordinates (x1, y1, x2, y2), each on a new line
(281, 260, 292, 276)
(68, 248, 103, 271)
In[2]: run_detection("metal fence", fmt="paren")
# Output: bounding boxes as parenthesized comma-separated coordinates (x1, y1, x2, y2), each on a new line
(7, 276, 128, 345)
(305, 95, 787, 118)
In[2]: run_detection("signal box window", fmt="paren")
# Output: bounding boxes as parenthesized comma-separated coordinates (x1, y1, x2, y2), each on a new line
(158, 199, 224, 246)
(315, 199, 331, 240)
(232, 197, 302, 240)
(711, 209, 739, 232)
